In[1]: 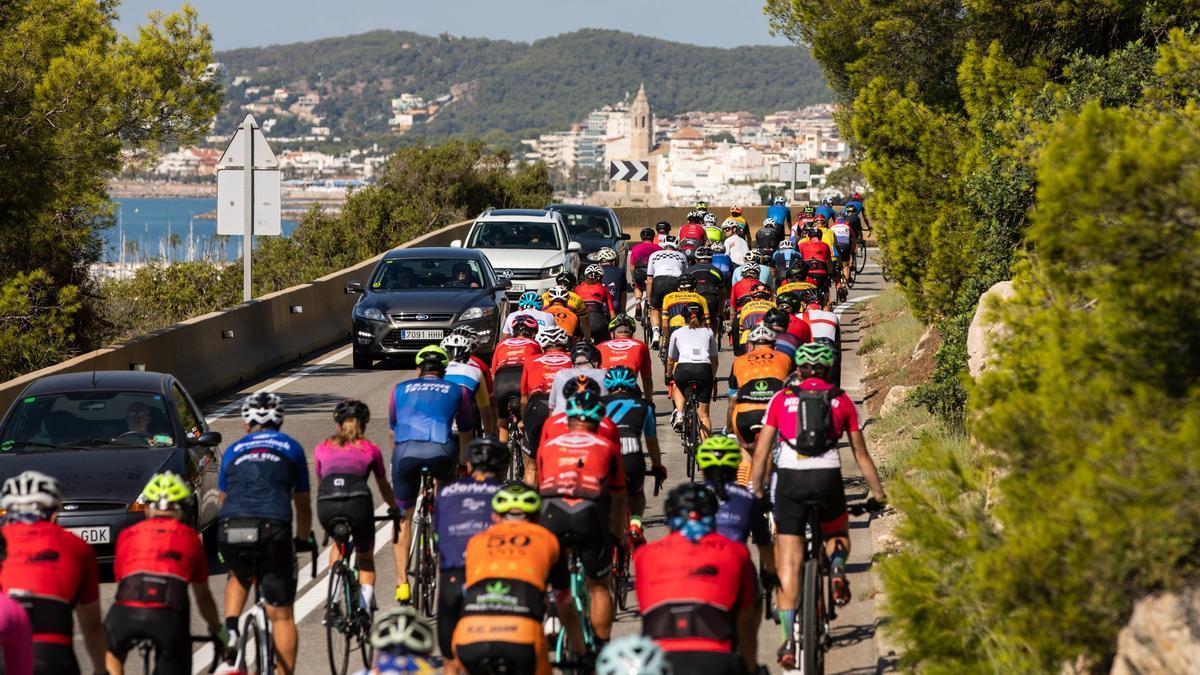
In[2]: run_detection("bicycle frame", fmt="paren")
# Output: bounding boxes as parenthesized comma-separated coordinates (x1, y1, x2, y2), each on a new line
(407, 468, 438, 614)
(553, 547, 596, 669)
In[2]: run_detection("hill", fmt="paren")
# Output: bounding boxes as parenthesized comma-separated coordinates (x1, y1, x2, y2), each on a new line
(214, 29, 830, 144)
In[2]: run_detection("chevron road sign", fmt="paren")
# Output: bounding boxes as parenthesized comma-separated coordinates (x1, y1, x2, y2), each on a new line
(609, 159, 650, 181)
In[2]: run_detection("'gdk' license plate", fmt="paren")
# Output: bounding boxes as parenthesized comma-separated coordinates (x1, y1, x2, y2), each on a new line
(67, 526, 111, 544)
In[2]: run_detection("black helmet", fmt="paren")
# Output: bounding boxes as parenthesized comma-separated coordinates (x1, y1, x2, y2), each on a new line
(665, 483, 719, 522)
(655, 220, 671, 233)
(764, 308, 791, 331)
(776, 293, 800, 313)
(683, 301, 705, 322)
(675, 274, 697, 292)
(333, 399, 370, 425)
(609, 313, 636, 333)
(556, 271, 578, 288)
(561, 373, 601, 399)
(639, 227, 655, 241)
(465, 436, 510, 474)
(785, 265, 809, 281)
(571, 341, 601, 366)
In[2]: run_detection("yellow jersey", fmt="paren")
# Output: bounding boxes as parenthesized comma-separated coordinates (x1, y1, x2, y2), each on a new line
(541, 290, 586, 316)
(662, 291, 710, 328)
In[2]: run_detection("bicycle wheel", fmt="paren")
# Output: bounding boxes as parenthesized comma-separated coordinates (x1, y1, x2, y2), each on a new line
(325, 566, 352, 675)
(801, 558, 825, 675)
(683, 403, 699, 481)
(855, 238, 867, 275)
(612, 542, 631, 612)
(418, 524, 438, 614)
(243, 614, 272, 675)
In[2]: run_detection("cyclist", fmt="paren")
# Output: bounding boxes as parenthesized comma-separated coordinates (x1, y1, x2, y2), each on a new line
(452, 482, 564, 675)
(442, 333, 496, 436)
(390, 346, 475, 603)
(362, 606, 439, 674)
(545, 285, 587, 340)
(598, 314, 654, 399)
(576, 264, 617, 342)
(814, 197, 836, 222)
(634, 483, 759, 675)
(644, 236, 689, 348)
(799, 287, 842, 385)
(105, 473, 223, 675)
(542, 271, 588, 319)
(763, 307, 807, 361)
(732, 250, 772, 287)
(772, 238, 802, 280)
(539, 376, 622, 451)
(519, 326, 573, 482)
(735, 284, 776, 356)
(550, 342, 608, 414)
(695, 200, 709, 213)
(798, 226, 834, 305)
(661, 274, 711, 340)
(434, 437, 507, 669)
(702, 213, 724, 243)
(596, 635, 670, 675)
(688, 246, 725, 329)
(595, 247, 628, 312)
(666, 302, 718, 437)
(315, 400, 396, 615)
(1, 471, 104, 675)
(756, 216, 782, 251)
(727, 205, 747, 232)
(653, 220, 672, 247)
(844, 193, 869, 237)
(601, 366, 665, 548)
(710, 242, 733, 286)
(537, 392, 627, 648)
(449, 325, 494, 395)
(696, 437, 775, 591)
(830, 215, 855, 287)
(767, 195, 792, 231)
(502, 291, 555, 336)
(0, 532, 32, 675)
(721, 220, 749, 266)
(629, 227, 662, 320)
(727, 324, 793, 455)
(749, 344, 887, 667)
(679, 211, 707, 246)
(491, 315, 543, 445)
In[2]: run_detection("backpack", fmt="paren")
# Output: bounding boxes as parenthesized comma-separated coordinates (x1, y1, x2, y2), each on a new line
(791, 386, 841, 457)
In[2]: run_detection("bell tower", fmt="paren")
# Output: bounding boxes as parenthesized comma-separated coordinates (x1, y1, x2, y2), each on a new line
(629, 83, 652, 160)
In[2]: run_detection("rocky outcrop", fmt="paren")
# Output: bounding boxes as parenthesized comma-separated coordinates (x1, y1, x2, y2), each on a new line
(911, 326, 937, 363)
(1111, 588, 1200, 675)
(966, 280, 1015, 378)
(880, 385, 914, 417)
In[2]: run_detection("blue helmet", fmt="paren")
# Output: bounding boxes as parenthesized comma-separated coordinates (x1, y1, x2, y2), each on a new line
(517, 291, 543, 309)
(603, 366, 639, 392)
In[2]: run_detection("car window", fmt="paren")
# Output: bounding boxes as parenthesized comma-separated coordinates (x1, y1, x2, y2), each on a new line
(467, 221, 560, 250)
(370, 258, 484, 291)
(558, 212, 615, 239)
(171, 384, 202, 440)
(0, 391, 175, 451)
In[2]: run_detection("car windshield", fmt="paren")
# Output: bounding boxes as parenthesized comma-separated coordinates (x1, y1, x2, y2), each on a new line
(557, 211, 616, 240)
(0, 391, 175, 451)
(467, 221, 560, 250)
(370, 258, 485, 291)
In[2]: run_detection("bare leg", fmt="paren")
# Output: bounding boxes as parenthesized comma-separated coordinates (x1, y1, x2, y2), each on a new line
(266, 604, 297, 675)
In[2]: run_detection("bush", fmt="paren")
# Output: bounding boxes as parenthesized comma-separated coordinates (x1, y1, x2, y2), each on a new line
(0, 271, 81, 380)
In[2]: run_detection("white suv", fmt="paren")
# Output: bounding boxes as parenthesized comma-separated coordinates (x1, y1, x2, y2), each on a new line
(453, 209, 581, 298)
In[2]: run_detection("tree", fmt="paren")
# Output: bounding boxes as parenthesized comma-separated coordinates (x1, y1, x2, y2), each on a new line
(0, 271, 81, 381)
(706, 131, 736, 143)
(822, 164, 864, 196)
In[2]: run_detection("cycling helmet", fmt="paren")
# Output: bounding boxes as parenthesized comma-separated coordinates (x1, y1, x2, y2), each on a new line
(584, 264, 604, 281)
(415, 344, 450, 370)
(492, 481, 541, 515)
(686, 210, 704, 223)
(517, 291, 543, 310)
(750, 283, 773, 300)
(762, 216, 777, 228)
(450, 325, 480, 348)
(740, 262, 761, 279)
(241, 391, 284, 427)
(844, 205, 858, 215)
(511, 313, 539, 337)
(703, 213, 717, 227)
(795, 343, 836, 368)
(776, 293, 801, 313)
(695, 436, 742, 471)
(800, 287, 823, 306)
(596, 247, 619, 264)
(695, 200, 709, 211)
(546, 285, 571, 304)
(852, 192, 863, 200)
(675, 274, 697, 292)
(371, 606, 435, 655)
(803, 227, 821, 239)
(537, 325, 569, 349)
(655, 221, 671, 234)
(774, 196, 787, 205)
(565, 390, 604, 423)
(785, 264, 809, 281)
(730, 205, 743, 216)
(779, 239, 795, 250)
(661, 236, 679, 250)
(334, 399, 370, 425)
(465, 436, 510, 474)
(747, 324, 777, 344)
(764, 308, 791, 331)
(664, 483, 719, 522)
(683, 301, 705, 322)
(440, 333, 473, 360)
(694, 245, 713, 261)
(597, 635, 670, 675)
(640, 227, 655, 241)
(571, 341, 602, 366)
(721, 218, 740, 231)
(710, 242, 726, 253)
(603, 366, 639, 392)
(141, 472, 193, 510)
(608, 313, 636, 333)
(0, 470, 62, 515)
(824, 197, 835, 206)
(555, 271, 578, 288)
(560, 375, 600, 399)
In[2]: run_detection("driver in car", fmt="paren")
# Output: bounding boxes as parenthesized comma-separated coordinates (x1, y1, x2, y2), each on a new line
(448, 263, 480, 288)
(123, 402, 169, 446)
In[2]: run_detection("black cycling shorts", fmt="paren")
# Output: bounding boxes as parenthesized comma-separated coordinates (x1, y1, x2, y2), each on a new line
(672, 363, 715, 403)
(732, 402, 767, 446)
(632, 265, 649, 291)
(666, 650, 747, 675)
(105, 604, 191, 675)
(493, 367, 522, 418)
(836, 243, 852, 260)
(773, 468, 848, 538)
(34, 643, 80, 675)
(437, 567, 465, 658)
(622, 453, 647, 499)
(650, 275, 678, 310)
(541, 498, 612, 580)
(523, 394, 551, 458)
(217, 518, 298, 607)
(317, 494, 376, 553)
(587, 311, 611, 343)
(456, 637, 540, 675)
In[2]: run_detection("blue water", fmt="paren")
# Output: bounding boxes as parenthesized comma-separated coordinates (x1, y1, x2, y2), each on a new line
(103, 198, 300, 263)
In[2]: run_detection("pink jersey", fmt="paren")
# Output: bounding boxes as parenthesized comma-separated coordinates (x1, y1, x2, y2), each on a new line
(314, 438, 387, 481)
(0, 594, 31, 675)
(630, 241, 662, 267)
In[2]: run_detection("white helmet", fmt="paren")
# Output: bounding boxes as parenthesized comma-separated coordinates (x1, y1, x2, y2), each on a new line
(440, 333, 473, 360)
(449, 325, 480, 348)
(747, 324, 777, 343)
(371, 606, 435, 654)
(596, 247, 618, 263)
(1, 470, 62, 516)
(741, 262, 761, 278)
(584, 264, 604, 280)
(241, 391, 284, 427)
(763, 216, 778, 227)
(710, 242, 726, 253)
(721, 218, 740, 230)
(597, 635, 671, 675)
(661, 236, 679, 250)
(774, 195, 787, 205)
(779, 239, 795, 250)
(546, 285, 570, 303)
(537, 325, 569, 349)
(703, 212, 717, 226)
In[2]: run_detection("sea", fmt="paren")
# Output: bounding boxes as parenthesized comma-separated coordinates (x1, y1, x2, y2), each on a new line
(102, 198, 300, 263)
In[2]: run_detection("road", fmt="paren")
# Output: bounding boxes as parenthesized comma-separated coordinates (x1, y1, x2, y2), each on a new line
(78, 261, 889, 674)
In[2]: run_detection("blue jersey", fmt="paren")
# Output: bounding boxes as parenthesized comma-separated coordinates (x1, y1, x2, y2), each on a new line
(712, 255, 733, 280)
(773, 333, 801, 361)
(843, 200, 865, 227)
(814, 205, 836, 221)
(732, 263, 774, 287)
(601, 266, 627, 309)
(772, 250, 801, 277)
(219, 430, 310, 523)
(767, 205, 792, 227)
(435, 477, 501, 570)
(706, 480, 769, 544)
(389, 376, 475, 446)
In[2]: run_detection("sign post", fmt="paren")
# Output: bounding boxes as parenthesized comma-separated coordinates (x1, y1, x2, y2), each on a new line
(216, 114, 280, 301)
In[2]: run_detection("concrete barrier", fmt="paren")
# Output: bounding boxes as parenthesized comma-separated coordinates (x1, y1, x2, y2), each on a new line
(0, 219, 473, 413)
(613, 206, 773, 234)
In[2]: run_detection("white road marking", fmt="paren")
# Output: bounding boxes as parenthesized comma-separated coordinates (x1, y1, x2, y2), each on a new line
(203, 346, 354, 424)
(834, 294, 877, 317)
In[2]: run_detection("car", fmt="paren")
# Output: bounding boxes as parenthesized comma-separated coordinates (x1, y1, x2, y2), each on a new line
(452, 208, 581, 300)
(346, 246, 511, 368)
(0, 371, 222, 563)
(546, 203, 630, 268)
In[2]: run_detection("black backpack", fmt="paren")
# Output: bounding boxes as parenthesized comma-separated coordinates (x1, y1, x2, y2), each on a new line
(791, 386, 841, 456)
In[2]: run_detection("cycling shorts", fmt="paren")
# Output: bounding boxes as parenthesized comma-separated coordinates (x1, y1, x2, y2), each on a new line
(33, 643, 78, 675)
(522, 394, 551, 458)
(632, 265, 648, 291)
(217, 518, 298, 607)
(672, 363, 715, 403)
(493, 366, 523, 418)
(665, 650, 745, 675)
(623, 453, 647, 499)
(540, 498, 613, 580)
(317, 493, 375, 553)
(437, 567, 465, 658)
(731, 401, 768, 446)
(836, 243, 852, 260)
(772, 468, 848, 537)
(650, 275, 678, 310)
(452, 615, 551, 675)
(391, 453, 458, 511)
(105, 604, 191, 675)
(586, 310, 611, 343)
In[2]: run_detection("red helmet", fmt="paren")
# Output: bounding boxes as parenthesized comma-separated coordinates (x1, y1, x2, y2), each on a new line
(512, 314, 539, 336)
(730, 205, 743, 216)
(750, 283, 772, 300)
(852, 193, 863, 200)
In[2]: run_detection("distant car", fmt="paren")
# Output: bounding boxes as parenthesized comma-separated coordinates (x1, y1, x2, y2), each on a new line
(346, 246, 511, 368)
(453, 208, 581, 300)
(0, 371, 223, 563)
(546, 204, 630, 268)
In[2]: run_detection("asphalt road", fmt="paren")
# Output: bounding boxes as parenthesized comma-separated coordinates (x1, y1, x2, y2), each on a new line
(80, 260, 890, 675)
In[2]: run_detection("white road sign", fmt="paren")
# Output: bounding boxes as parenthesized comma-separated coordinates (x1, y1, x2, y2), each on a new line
(216, 169, 282, 235)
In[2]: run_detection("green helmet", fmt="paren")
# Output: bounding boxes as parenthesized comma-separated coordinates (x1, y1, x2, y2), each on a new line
(491, 481, 542, 515)
(795, 343, 836, 368)
(415, 345, 449, 370)
(141, 472, 192, 509)
(696, 436, 742, 470)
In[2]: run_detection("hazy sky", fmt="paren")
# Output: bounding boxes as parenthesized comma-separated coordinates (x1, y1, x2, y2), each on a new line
(114, 0, 789, 51)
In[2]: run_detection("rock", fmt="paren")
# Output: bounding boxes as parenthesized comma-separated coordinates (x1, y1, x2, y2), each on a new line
(880, 385, 914, 417)
(966, 280, 1016, 378)
(1111, 588, 1200, 675)
(911, 326, 937, 362)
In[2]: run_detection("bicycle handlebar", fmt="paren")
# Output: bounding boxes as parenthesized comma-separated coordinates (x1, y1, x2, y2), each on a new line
(847, 497, 887, 516)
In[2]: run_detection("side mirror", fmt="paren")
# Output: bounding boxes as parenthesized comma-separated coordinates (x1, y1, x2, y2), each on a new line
(619, 232, 631, 240)
(188, 431, 222, 448)
(345, 281, 363, 294)
(567, 241, 582, 252)
(450, 239, 463, 248)
(495, 279, 512, 291)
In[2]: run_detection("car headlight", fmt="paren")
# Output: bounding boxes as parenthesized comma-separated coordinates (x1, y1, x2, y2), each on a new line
(541, 264, 563, 277)
(458, 306, 496, 321)
(354, 305, 387, 322)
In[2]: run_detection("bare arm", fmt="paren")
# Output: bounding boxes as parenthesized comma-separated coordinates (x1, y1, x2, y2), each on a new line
(75, 601, 106, 673)
(191, 581, 221, 632)
(374, 471, 398, 510)
(849, 430, 886, 501)
(292, 491, 312, 538)
(645, 435, 663, 470)
(750, 424, 778, 495)
(737, 603, 759, 673)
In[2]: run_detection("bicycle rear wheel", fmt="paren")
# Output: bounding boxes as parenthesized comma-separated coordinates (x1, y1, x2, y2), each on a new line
(855, 238, 867, 275)
(801, 558, 825, 675)
(683, 403, 699, 481)
(612, 541, 631, 612)
(243, 614, 273, 675)
(325, 566, 352, 675)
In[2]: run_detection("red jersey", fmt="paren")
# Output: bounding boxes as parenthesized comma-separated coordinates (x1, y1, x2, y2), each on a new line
(679, 223, 706, 242)
(491, 337, 542, 374)
(1, 521, 99, 645)
(799, 240, 831, 262)
(574, 282, 616, 316)
(539, 413, 621, 449)
(634, 531, 756, 653)
(786, 314, 813, 343)
(113, 518, 208, 609)
(598, 338, 652, 385)
(730, 277, 760, 312)
(520, 351, 573, 397)
(536, 430, 625, 500)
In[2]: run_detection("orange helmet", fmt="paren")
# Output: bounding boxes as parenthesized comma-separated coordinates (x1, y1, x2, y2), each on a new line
(730, 205, 743, 216)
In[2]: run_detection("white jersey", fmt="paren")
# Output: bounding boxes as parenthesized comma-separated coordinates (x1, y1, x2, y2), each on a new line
(831, 222, 852, 245)
(646, 249, 688, 278)
(724, 235, 750, 266)
(668, 326, 717, 364)
(549, 367, 608, 413)
(502, 309, 556, 336)
(802, 308, 839, 342)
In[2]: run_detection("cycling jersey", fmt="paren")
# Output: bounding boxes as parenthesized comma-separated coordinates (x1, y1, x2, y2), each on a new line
(113, 518, 206, 610)
(520, 351, 573, 397)
(597, 338, 652, 386)
(668, 326, 717, 364)
(645, 250, 688, 278)
(679, 223, 706, 242)
(630, 241, 662, 268)
(435, 477, 502, 570)
(729, 277, 760, 312)
(536, 430, 625, 501)
(540, 290, 586, 316)
(776, 281, 816, 297)
(502, 309, 556, 336)
(389, 377, 475, 447)
(814, 204, 836, 221)
(545, 304, 581, 336)
(315, 438, 386, 484)
(773, 331, 802, 361)
(764, 378, 860, 471)
(820, 227, 840, 261)
(773, 249, 802, 277)
(0, 594, 31, 675)
(802, 308, 840, 343)
(634, 531, 756, 653)
(1, 520, 99, 646)
(831, 221, 853, 246)
(711, 254, 733, 281)
(799, 239, 832, 263)
(687, 262, 724, 292)
(315, 438, 386, 553)
(219, 429, 310, 522)
(703, 225, 724, 243)
(446, 359, 490, 419)
(538, 413, 621, 449)
(737, 300, 777, 347)
(767, 204, 792, 227)
(574, 281, 615, 316)
(662, 291, 709, 329)
(707, 481, 771, 545)
(731, 263, 773, 286)
(491, 337, 542, 374)
(729, 348, 793, 393)
(600, 266, 628, 308)
(602, 391, 657, 456)
(723, 235, 750, 266)
(549, 367, 608, 413)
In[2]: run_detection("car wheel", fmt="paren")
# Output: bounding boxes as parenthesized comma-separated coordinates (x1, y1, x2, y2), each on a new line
(352, 349, 373, 370)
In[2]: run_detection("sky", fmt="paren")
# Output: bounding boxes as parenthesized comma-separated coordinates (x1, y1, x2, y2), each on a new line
(114, 0, 790, 51)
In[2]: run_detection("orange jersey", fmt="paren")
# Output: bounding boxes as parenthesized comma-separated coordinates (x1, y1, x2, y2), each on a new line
(545, 304, 580, 336)
(491, 337, 542, 374)
(731, 348, 793, 389)
(520, 351, 573, 397)
(537, 430, 625, 500)
(462, 520, 560, 595)
(598, 338, 652, 384)
(539, 413, 621, 449)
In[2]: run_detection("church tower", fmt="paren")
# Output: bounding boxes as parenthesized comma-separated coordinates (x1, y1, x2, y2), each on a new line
(629, 83, 653, 160)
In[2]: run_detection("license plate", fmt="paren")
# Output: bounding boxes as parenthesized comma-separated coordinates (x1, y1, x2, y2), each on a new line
(68, 526, 111, 544)
(400, 329, 444, 340)
(510, 283, 525, 292)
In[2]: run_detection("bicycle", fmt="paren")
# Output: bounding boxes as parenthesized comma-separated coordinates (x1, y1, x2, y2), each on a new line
(680, 380, 702, 481)
(504, 400, 525, 481)
(552, 540, 599, 674)
(854, 236, 867, 277)
(780, 499, 836, 675)
(323, 512, 400, 675)
(407, 467, 438, 615)
(610, 535, 633, 613)
(128, 634, 221, 674)
(225, 538, 318, 674)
